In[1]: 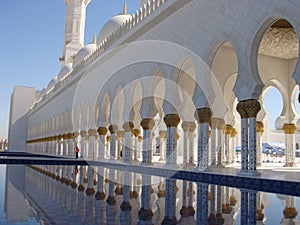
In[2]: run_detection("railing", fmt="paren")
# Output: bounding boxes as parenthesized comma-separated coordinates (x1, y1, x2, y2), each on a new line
(29, 0, 169, 113)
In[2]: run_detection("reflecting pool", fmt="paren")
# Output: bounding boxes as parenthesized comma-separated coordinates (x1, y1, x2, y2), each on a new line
(1, 164, 300, 225)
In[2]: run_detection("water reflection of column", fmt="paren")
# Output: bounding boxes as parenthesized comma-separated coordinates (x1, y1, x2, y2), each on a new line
(85, 195, 95, 225)
(95, 167, 106, 200)
(95, 199, 106, 225)
(86, 167, 95, 196)
(249, 191, 257, 225)
(187, 181, 195, 217)
(162, 178, 177, 224)
(196, 183, 208, 225)
(216, 186, 224, 224)
(282, 195, 298, 222)
(121, 172, 132, 212)
(107, 169, 116, 206)
(208, 185, 216, 223)
(240, 190, 249, 225)
(180, 181, 189, 217)
(138, 174, 153, 224)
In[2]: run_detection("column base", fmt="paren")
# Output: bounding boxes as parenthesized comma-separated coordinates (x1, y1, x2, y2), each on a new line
(140, 162, 154, 166)
(237, 170, 261, 177)
(180, 206, 189, 217)
(78, 184, 85, 192)
(95, 191, 106, 200)
(86, 188, 95, 196)
(187, 206, 195, 216)
(120, 202, 132, 212)
(71, 182, 77, 188)
(161, 217, 177, 225)
(106, 196, 116, 205)
(194, 166, 209, 172)
(284, 162, 298, 167)
(138, 208, 153, 221)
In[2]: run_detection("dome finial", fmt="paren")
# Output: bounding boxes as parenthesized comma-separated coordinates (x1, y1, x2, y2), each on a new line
(123, 2, 127, 14)
(93, 34, 96, 44)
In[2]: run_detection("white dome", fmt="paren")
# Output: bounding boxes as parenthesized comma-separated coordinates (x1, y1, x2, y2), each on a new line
(73, 43, 97, 68)
(97, 14, 132, 44)
(58, 63, 72, 81)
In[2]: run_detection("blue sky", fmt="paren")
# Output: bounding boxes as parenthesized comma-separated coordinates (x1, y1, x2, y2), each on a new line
(0, 0, 140, 138)
(0, 1, 299, 139)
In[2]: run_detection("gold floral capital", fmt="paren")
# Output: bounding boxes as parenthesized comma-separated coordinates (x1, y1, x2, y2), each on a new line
(283, 124, 297, 134)
(88, 129, 97, 137)
(256, 122, 264, 133)
(159, 130, 166, 138)
(225, 125, 233, 135)
(237, 99, 261, 118)
(109, 125, 118, 134)
(188, 122, 196, 132)
(181, 122, 190, 132)
(123, 122, 134, 132)
(117, 130, 125, 138)
(133, 129, 140, 137)
(80, 131, 87, 137)
(164, 114, 180, 127)
(140, 118, 155, 130)
(196, 108, 212, 124)
(97, 127, 108, 136)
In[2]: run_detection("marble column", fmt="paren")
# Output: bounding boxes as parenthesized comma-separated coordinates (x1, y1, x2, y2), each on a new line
(164, 114, 181, 167)
(225, 125, 232, 165)
(123, 122, 134, 163)
(237, 99, 261, 176)
(195, 108, 212, 171)
(283, 124, 297, 167)
(210, 119, 218, 167)
(188, 122, 196, 167)
(132, 129, 140, 161)
(182, 122, 190, 167)
(159, 131, 166, 161)
(63, 134, 69, 156)
(256, 122, 264, 167)
(216, 119, 225, 167)
(80, 130, 87, 158)
(97, 127, 107, 160)
(109, 125, 118, 161)
(117, 130, 124, 160)
(230, 128, 237, 164)
(87, 129, 96, 159)
(140, 118, 155, 165)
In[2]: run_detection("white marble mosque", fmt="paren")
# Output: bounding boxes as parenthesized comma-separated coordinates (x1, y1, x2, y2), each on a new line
(6, 0, 300, 224)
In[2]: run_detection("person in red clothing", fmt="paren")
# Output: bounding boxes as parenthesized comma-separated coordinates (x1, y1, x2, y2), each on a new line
(75, 146, 79, 158)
